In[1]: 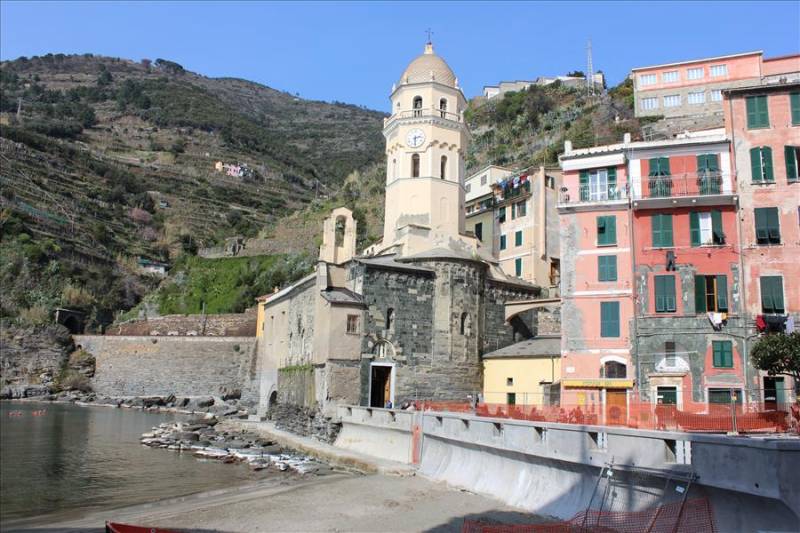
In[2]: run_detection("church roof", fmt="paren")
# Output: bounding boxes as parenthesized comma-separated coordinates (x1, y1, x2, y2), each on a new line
(482, 336, 561, 359)
(320, 287, 365, 306)
(399, 42, 457, 87)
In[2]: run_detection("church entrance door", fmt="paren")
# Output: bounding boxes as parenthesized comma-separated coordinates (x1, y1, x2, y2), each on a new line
(370, 363, 394, 408)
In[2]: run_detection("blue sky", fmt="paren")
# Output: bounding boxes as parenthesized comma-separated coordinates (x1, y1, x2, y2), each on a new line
(2, 1, 798, 111)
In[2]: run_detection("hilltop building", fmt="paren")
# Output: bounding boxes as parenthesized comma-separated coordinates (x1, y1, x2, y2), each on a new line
(255, 42, 541, 439)
(483, 73, 605, 99)
(632, 51, 800, 124)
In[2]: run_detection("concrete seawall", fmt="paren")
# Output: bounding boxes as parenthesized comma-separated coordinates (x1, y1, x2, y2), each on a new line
(335, 405, 800, 532)
(75, 335, 259, 404)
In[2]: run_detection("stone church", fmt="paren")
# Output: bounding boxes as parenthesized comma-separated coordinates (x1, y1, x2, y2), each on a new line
(255, 42, 541, 438)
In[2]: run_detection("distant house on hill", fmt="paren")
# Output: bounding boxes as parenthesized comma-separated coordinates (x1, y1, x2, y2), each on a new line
(483, 73, 605, 99)
(137, 258, 169, 276)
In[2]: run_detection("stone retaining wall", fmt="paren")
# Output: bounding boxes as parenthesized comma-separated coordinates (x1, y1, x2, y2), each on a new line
(75, 335, 258, 405)
(108, 311, 256, 337)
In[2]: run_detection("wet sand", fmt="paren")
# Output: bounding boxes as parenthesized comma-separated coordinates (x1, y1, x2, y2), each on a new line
(11, 472, 548, 532)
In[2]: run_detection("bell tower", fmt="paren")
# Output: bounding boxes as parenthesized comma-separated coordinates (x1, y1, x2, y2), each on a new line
(381, 41, 470, 256)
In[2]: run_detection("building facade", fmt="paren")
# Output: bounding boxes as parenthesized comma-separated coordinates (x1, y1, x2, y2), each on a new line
(724, 80, 800, 403)
(558, 129, 758, 419)
(465, 164, 513, 253)
(632, 51, 800, 122)
(255, 43, 540, 440)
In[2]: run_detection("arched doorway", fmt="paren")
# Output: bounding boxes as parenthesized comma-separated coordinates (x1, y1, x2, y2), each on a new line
(370, 341, 395, 408)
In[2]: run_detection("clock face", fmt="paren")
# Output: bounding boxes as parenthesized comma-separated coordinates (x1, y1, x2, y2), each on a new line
(406, 128, 425, 148)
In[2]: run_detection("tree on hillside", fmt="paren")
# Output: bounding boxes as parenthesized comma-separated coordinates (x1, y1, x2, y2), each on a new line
(751, 332, 800, 394)
(97, 67, 113, 87)
(567, 70, 585, 78)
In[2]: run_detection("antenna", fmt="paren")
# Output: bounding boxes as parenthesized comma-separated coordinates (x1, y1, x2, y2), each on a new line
(586, 38, 594, 96)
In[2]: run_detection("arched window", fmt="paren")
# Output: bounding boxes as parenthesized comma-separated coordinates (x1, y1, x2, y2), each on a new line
(374, 340, 395, 359)
(603, 361, 627, 379)
(334, 216, 346, 247)
(440, 156, 447, 179)
(386, 308, 395, 331)
(439, 98, 447, 118)
(412, 154, 420, 178)
(413, 96, 423, 117)
(460, 312, 471, 335)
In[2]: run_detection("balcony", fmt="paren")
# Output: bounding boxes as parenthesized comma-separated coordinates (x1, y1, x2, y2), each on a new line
(558, 184, 629, 210)
(384, 108, 463, 126)
(632, 172, 736, 209)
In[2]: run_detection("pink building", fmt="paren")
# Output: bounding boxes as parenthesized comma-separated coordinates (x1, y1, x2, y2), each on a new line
(724, 80, 800, 403)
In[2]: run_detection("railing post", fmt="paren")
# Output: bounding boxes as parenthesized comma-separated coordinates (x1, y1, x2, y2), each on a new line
(729, 388, 739, 436)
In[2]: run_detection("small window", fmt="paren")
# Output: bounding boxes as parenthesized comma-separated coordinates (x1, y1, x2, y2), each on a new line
(598, 255, 617, 282)
(515, 201, 527, 217)
(754, 207, 780, 245)
(662, 70, 678, 83)
(474, 222, 483, 242)
(579, 167, 618, 201)
(760, 276, 785, 314)
(515, 257, 523, 277)
(480, 174, 487, 186)
(640, 97, 658, 110)
(439, 98, 447, 118)
(603, 361, 626, 378)
(499, 234, 507, 250)
(515, 230, 523, 247)
(346, 314, 360, 334)
(657, 386, 678, 405)
(663, 95, 681, 107)
(654, 275, 677, 313)
(385, 308, 395, 331)
(460, 312, 471, 335)
(690, 211, 724, 246)
(465, 183, 471, 193)
(746, 95, 770, 129)
(412, 96, 423, 117)
(784, 146, 799, 182)
(710, 90, 723, 102)
(687, 67, 704, 80)
(688, 91, 706, 105)
(597, 215, 617, 246)
(600, 301, 620, 338)
(709, 388, 742, 404)
(506, 377, 514, 386)
(694, 275, 728, 313)
(440, 156, 447, 179)
(498, 206, 506, 223)
(638, 73, 657, 86)
(411, 154, 420, 178)
(709, 64, 728, 77)
(712, 340, 733, 368)
(651, 213, 674, 248)
(507, 392, 516, 405)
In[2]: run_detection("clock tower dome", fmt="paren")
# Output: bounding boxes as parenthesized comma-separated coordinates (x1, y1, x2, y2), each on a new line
(380, 41, 471, 256)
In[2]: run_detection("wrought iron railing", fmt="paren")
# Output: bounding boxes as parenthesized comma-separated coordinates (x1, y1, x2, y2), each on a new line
(636, 172, 730, 200)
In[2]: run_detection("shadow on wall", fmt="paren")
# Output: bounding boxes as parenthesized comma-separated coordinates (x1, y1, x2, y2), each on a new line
(425, 510, 551, 532)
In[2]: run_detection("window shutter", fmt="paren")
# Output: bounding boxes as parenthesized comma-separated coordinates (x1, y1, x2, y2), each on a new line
(660, 157, 671, 176)
(663, 214, 673, 247)
(706, 154, 719, 172)
(600, 302, 620, 337)
(716, 275, 728, 311)
(500, 235, 506, 250)
(697, 154, 708, 173)
(579, 170, 588, 201)
(609, 256, 617, 281)
(785, 146, 798, 182)
(690, 211, 701, 246)
(757, 95, 769, 127)
(774, 278, 785, 313)
(762, 146, 774, 181)
(648, 158, 659, 176)
(755, 208, 769, 243)
(665, 276, 676, 311)
(711, 210, 724, 244)
(652, 215, 661, 247)
(695, 275, 706, 313)
(607, 167, 617, 197)
(750, 147, 763, 182)
(713, 342, 721, 367)
(791, 93, 800, 125)
(746, 96, 758, 128)
(655, 276, 665, 312)
(767, 208, 780, 242)
(607, 216, 616, 245)
(761, 277, 775, 313)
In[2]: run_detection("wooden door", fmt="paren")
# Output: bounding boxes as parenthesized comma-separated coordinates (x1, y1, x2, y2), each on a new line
(606, 390, 627, 425)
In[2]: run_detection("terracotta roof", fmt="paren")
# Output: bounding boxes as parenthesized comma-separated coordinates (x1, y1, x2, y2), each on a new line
(482, 336, 561, 359)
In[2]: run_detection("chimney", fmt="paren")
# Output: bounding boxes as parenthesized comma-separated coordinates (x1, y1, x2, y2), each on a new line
(564, 140, 573, 154)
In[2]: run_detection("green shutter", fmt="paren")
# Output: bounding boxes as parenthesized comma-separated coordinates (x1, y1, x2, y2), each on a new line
(579, 170, 589, 201)
(600, 301, 620, 337)
(690, 211, 701, 246)
(500, 235, 506, 250)
(695, 275, 706, 313)
(655, 275, 676, 313)
(785, 146, 798, 182)
(515, 230, 523, 246)
(791, 93, 800, 125)
(607, 216, 616, 245)
(607, 167, 617, 198)
(660, 157, 671, 176)
(755, 207, 780, 244)
(598, 256, 617, 282)
(716, 275, 728, 311)
(711, 210, 724, 244)
(706, 153, 719, 171)
(498, 206, 506, 222)
(758, 95, 770, 127)
(652, 214, 673, 247)
(746, 96, 758, 128)
(608, 256, 617, 281)
(713, 341, 733, 368)
(760, 276, 785, 313)
(598, 216, 617, 245)
(648, 158, 659, 176)
(747, 95, 769, 128)
(750, 147, 763, 182)
(515, 257, 522, 277)
(762, 146, 774, 181)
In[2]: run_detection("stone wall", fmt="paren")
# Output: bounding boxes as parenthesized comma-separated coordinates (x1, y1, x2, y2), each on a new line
(76, 335, 258, 405)
(0, 324, 73, 398)
(108, 311, 257, 337)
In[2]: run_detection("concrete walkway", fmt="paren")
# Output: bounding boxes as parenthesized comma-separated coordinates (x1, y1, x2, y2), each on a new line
(225, 419, 417, 476)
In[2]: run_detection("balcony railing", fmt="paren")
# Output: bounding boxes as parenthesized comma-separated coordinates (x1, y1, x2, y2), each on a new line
(559, 184, 629, 205)
(387, 108, 463, 123)
(634, 172, 732, 200)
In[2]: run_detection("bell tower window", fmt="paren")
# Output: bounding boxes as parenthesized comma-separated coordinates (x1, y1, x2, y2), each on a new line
(439, 98, 447, 118)
(440, 156, 447, 179)
(413, 96, 423, 117)
(412, 154, 420, 177)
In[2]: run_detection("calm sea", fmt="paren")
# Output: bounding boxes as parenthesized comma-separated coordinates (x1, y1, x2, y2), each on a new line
(0, 401, 265, 525)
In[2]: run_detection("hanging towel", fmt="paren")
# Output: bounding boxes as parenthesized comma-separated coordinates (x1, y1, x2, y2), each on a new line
(707, 312, 723, 330)
(786, 315, 795, 334)
(755, 314, 767, 332)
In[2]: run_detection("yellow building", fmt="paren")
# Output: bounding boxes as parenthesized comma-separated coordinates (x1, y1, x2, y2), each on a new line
(482, 336, 560, 406)
(464, 165, 513, 252)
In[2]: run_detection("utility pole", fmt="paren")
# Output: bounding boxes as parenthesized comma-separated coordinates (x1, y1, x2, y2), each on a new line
(586, 38, 595, 97)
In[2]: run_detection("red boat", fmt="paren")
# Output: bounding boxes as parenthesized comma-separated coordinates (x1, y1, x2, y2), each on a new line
(106, 522, 180, 533)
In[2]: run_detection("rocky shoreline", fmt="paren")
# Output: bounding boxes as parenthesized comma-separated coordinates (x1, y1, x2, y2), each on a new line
(140, 415, 333, 475)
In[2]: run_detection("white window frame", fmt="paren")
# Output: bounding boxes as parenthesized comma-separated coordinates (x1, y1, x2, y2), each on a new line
(641, 97, 658, 110)
(588, 169, 610, 201)
(699, 212, 714, 245)
(662, 70, 679, 83)
(639, 73, 657, 87)
(710, 90, 723, 102)
(688, 91, 706, 105)
(663, 94, 681, 108)
(710, 64, 728, 77)
(687, 67, 704, 80)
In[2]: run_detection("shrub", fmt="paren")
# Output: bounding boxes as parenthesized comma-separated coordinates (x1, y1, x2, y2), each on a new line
(59, 370, 91, 392)
(18, 305, 50, 326)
